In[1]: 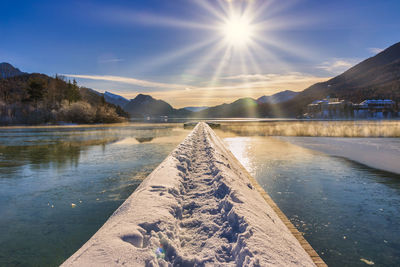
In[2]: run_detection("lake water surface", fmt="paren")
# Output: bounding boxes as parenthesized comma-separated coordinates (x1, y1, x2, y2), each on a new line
(220, 133, 400, 266)
(0, 124, 190, 266)
(0, 122, 399, 266)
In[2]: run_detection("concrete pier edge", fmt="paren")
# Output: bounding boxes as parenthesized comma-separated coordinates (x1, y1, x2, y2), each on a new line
(222, 140, 327, 266)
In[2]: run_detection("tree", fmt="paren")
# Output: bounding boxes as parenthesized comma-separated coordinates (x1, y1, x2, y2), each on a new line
(27, 77, 46, 104)
(66, 79, 81, 104)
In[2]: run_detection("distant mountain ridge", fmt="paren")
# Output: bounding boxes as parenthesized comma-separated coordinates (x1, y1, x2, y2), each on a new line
(124, 94, 172, 117)
(0, 62, 25, 79)
(257, 90, 299, 104)
(104, 91, 129, 108)
(124, 94, 191, 118)
(190, 91, 298, 118)
(192, 98, 258, 118)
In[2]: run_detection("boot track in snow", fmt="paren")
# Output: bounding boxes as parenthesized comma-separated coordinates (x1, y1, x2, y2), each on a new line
(62, 122, 325, 267)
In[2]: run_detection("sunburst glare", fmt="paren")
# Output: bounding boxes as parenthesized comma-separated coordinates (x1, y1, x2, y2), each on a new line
(91, 0, 319, 107)
(220, 13, 255, 47)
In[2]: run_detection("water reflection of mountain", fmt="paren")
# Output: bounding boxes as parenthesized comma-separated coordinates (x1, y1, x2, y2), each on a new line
(0, 138, 117, 172)
(135, 137, 154, 143)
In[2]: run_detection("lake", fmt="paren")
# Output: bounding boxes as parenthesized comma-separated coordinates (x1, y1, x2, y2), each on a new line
(0, 121, 399, 266)
(0, 124, 191, 266)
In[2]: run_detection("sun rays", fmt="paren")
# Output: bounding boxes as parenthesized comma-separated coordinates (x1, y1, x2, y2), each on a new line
(85, 0, 322, 108)
(175, 0, 314, 89)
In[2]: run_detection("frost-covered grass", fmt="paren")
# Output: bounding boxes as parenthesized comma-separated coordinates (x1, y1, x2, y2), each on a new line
(221, 120, 400, 137)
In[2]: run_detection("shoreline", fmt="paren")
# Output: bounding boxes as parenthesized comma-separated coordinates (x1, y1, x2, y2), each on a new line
(62, 122, 324, 266)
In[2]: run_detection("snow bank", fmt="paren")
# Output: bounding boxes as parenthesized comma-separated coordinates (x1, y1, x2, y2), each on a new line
(278, 137, 400, 175)
(62, 123, 317, 266)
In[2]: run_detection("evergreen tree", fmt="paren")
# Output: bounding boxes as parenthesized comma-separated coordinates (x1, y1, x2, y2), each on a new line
(66, 79, 81, 104)
(27, 77, 46, 104)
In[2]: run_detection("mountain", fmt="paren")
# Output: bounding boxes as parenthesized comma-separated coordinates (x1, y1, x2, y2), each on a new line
(184, 106, 208, 112)
(192, 98, 259, 118)
(124, 94, 173, 117)
(278, 41, 400, 116)
(124, 94, 191, 117)
(257, 90, 299, 104)
(104, 91, 129, 108)
(0, 62, 25, 79)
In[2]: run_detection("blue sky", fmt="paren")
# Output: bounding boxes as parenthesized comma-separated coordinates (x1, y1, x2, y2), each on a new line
(1, 0, 399, 107)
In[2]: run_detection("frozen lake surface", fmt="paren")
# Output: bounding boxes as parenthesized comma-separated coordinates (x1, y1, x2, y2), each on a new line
(0, 124, 190, 266)
(278, 136, 400, 174)
(220, 132, 400, 266)
(0, 121, 399, 266)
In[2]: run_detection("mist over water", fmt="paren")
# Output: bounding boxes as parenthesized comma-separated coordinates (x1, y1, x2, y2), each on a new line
(219, 120, 400, 137)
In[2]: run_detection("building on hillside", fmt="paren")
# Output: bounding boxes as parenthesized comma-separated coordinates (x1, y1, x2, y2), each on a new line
(305, 97, 398, 119)
(353, 99, 397, 118)
(305, 97, 353, 118)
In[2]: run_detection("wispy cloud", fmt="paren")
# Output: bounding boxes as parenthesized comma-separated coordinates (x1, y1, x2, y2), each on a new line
(93, 6, 216, 30)
(220, 72, 325, 83)
(62, 74, 192, 90)
(214, 73, 330, 91)
(98, 58, 124, 63)
(368, 47, 384, 54)
(64, 72, 329, 92)
(317, 58, 359, 74)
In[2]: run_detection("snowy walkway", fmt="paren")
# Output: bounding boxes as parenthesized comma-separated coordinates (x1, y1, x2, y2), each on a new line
(62, 123, 322, 266)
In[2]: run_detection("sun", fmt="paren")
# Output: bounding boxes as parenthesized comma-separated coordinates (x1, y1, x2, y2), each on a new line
(221, 14, 254, 47)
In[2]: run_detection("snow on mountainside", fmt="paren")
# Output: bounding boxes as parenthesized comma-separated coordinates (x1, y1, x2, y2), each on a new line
(0, 62, 25, 79)
(104, 91, 130, 108)
(257, 90, 299, 104)
(184, 106, 209, 112)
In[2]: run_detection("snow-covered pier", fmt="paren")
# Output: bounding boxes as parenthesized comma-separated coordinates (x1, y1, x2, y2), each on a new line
(62, 122, 326, 266)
